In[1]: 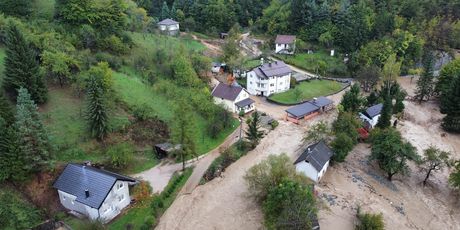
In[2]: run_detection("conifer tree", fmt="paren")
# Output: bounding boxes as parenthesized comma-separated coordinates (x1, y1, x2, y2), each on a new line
(0, 91, 14, 123)
(376, 94, 392, 129)
(415, 50, 435, 103)
(0, 0, 31, 17)
(442, 76, 460, 133)
(85, 76, 109, 140)
(160, 1, 170, 20)
(172, 99, 196, 171)
(3, 24, 47, 104)
(246, 111, 264, 148)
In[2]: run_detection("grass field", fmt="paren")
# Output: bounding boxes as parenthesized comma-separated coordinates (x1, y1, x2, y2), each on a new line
(275, 51, 348, 77)
(129, 32, 206, 55)
(269, 80, 343, 104)
(242, 59, 261, 70)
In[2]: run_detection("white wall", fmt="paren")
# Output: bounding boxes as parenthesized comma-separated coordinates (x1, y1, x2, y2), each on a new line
(58, 191, 99, 220)
(247, 71, 291, 97)
(295, 161, 319, 182)
(359, 113, 380, 129)
(275, 43, 294, 54)
(213, 90, 254, 113)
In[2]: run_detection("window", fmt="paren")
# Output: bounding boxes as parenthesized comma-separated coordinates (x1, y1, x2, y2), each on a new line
(270, 83, 274, 87)
(118, 183, 124, 190)
(118, 194, 124, 202)
(280, 82, 283, 85)
(62, 196, 66, 201)
(250, 81, 252, 85)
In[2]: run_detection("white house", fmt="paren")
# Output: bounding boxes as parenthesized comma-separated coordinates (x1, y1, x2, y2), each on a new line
(157, 18, 179, 36)
(211, 82, 255, 114)
(359, 103, 383, 129)
(53, 164, 137, 223)
(246, 61, 292, 97)
(275, 35, 296, 54)
(294, 141, 334, 182)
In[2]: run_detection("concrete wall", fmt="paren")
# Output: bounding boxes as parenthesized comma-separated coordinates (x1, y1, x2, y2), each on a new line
(247, 71, 291, 97)
(275, 43, 295, 54)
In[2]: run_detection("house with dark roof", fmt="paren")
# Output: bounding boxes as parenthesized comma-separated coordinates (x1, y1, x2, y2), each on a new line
(285, 96, 334, 124)
(53, 164, 137, 223)
(246, 61, 292, 97)
(275, 35, 296, 54)
(294, 141, 334, 182)
(359, 103, 383, 129)
(211, 82, 255, 114)
(157, 18, 179, 36)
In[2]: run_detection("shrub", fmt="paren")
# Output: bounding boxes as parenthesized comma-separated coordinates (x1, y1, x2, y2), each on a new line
(355, 207, 384, 230)
(270, 120, 279, 130)
(331, 132, 354, 162)
(99, 35, 129, 54)
(132, 104, 154, 121)
(290, 76, 297, 88)
(94, 52, 122, 70)
(107, 143, 135, 169)
(132, 181, 152, 205)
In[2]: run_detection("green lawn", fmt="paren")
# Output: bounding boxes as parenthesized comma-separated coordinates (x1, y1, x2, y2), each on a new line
(129, 32, 206, 55)
(275, 51, 348, 77)
(269, 80, 343, 104)
(243, 59, 261, 70)
(113, 71, 239, 155)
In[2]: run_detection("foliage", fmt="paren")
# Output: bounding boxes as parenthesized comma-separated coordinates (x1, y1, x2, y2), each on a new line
(263, 179, 317, 230)
(41, 50, 80, 87)
(304, 121, 332, 144)
(85, 74, 110, 140)
(419, 146, 451, 185)
(415, 50, 435, 103)
(341, 83, 365, 113)
(3, 23, 47, 104)
(376, 94, 392, 129)
(132, 181, 152, 206)
(356, 65, 382, 92)
(269, 80, 342, 105)
(333, 112, 360, 145)
(331, 132, 354, 163)
(270, 120, 279, 130)
(203, 142, 250, 182)
(172, 99, 196, 170)
(0, 92, 14, 123)
(441, 73, 460, 133)
(393, 89, 407, 115)
(245, 111, 264, 148)
(355, 207, 384, 230)
(107, 142, 135, 169)
(449, 161, 460, 190)
(370, 128, 419, 181)
(0, 189, 43, 229)
(0, 0, 31, 17)
(275, 52, 348, 77)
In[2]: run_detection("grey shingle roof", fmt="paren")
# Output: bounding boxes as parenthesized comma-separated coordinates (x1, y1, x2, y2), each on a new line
(211, 83, 244, 101)
(253, 61, 291, 79)
(294, 141, 334, 171)
(310, 96, 333, 108)
(286, 102, 319, 118)
(53, 164, 136, 209)
(364, 103, 383, 118)
(157, 18, 179, 26)
(235, 98, 254, 107)
(275, 35, 296, 44)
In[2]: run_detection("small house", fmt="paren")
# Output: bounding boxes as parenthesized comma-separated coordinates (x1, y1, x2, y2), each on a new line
(359, 103, 383, 129)
(211, 82, 255, 114)
(294, 141, 334, 182)
(275, 35, 296, 54)
(53, 164, 137, 223)
(246, 61, 292, 97)
(157, 18, 179, 36)
(285, 96, 333, 124)
(154, 142, 181, 159)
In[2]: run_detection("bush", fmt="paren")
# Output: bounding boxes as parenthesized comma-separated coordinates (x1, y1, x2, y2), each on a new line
(94, 52, 122, 70)
(270, 120, 279, 130)
(290, 76, 297, 88)
(107, 142, 135, 169)
(0, 189, 43, 229)
(132, 104, 154, 121)
(355, 207, 384, 230)
(99, 35, 129, 54)
(331, 132, 354, 162)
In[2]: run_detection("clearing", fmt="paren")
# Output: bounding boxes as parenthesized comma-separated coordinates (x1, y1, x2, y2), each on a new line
(275, 51, 348, 77)
(269, 79, 343, 104)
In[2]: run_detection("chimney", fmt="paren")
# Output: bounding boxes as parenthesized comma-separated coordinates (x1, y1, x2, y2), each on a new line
(307, 148, 311, 153)
(85, 189, 90, 198)
(313, 97, 317, 102)
(260, 57, 264, 66)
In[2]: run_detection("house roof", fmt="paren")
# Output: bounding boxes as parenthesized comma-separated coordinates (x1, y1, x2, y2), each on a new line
(310, 96, 333, 108)
(294, 141, 334, 171)
(275, 35, 296, 44)
(235, 98, 255, 108)
(211, 83, 244, 101)
(286, 102, 319, 118)
(158, 18, 179, 26)
(253, 61, 291, 79)
(364, 103, 383, 118)
(53, 164, 136, 209)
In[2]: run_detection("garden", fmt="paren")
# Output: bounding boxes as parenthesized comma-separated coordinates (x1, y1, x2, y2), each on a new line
(269, 79, 344, 105)
(275, 51, 348, 77)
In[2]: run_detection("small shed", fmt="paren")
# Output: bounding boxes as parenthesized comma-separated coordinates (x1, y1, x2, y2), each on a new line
(359, 103, 383, 130)
(309, 96, 334, 112)
(154, 143, 181, 159)
(285, 102, 319, 124)
(294, 141, 334, 182)
(220, 32, 229, 39)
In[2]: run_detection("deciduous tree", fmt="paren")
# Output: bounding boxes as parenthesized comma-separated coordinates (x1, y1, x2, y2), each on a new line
(419, 146, 450, 185)
(441, 76, 460, 133)
(303, 121, 331, 144)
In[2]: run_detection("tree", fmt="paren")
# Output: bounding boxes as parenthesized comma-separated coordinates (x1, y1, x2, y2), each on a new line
(449, 161, 460, 190)
(382, 54, 401, 96)
(419, 146, 450, 185)
(85, 75, 109, 140)
(3, 24, 47, 104)
(436, 59, 460, 108)
(333, 112, 360, 144)
(331, 133, 354, 162)
(415, 50, 435, 103)
(0, 0, 31, 17)
(245, 111, 264, 148)
(160, 1, 170, 20)
(303, 121, 331, 144)
(341, 83, 364, 113)
(0, 91, 14, 123)
(13, 88, 51, 179)
(355, 207, 384, 230)
(41, 51, 80, 87)
(172, 99, 196, 171)
(263, 179, 317, 230)
(370, 128, 419, 181)
(366, 91, 380, 107)
(376, 94, 392, 129)
(393, 89, 407, 114)
(356, 65, 382, 92)
(441, 76, 460, 133)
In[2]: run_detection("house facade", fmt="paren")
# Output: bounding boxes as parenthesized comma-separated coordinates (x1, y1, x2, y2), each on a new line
(294, 141, 334, 182)
(359, 103, 383, 129)
(157, 19, 179, 36)
(275, 35, 296, 54)
(211, 82, 255, 114)
(53, 164, 137, 223)
(246, 61, 292, 97)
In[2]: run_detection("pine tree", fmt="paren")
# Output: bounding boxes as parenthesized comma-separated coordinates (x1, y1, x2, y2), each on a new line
(172, 99, 196, 171)
(13, 88, 51, 178)
(0, 91, 14, 123)
(415, 50, 435, 103)
(442, 76, 460, 133)
(0, 0, 31, 17)
(170, 2, 177, 19)
(3, 24, 47, 104)
(246, 111, 264, 148)
(376, 94, 392, 129)
(85, 76, 110, 140)
(0, 117, 23, 182)
(160, 1, 170, 20)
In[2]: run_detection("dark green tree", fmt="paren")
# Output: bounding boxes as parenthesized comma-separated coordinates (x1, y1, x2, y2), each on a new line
(3, 24, 47, 104)
(449, 161, 460, 190)
(419, 146, 450, 186)
(370, 128, 419, 181)
(340, 83, 364, 113)
(356, 65, 382, 92)
(441, 76, 460, 133)
(393, 90, 407, 114)
(331, 132, 354, 162)
(436, 59, 460, 110)
(366, 91, 380, 107)
(332, 112, 360, 144)
(160, 1, 170, 20)
(85, 76, 109, 140)
(0, 91, 14, 123)
(376, 94, 392, 129)
(246, 111, 264, 148)
(172, 99, 196, 171)
(415, 50, 435, 103)
(0, 0, 31, 17)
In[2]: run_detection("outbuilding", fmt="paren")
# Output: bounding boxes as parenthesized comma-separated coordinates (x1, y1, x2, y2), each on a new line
(275, 35, 296, 54)
(359, 103, 383, 129)
(285, 96, 333, 124)
(53, 164, 137, 223)
(157, 18, 179, 36)
(294, 141, 334, 182)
